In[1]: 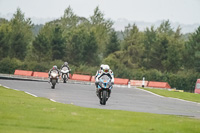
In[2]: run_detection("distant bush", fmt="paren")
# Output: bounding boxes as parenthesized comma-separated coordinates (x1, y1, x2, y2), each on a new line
(0, 57, 23, 74)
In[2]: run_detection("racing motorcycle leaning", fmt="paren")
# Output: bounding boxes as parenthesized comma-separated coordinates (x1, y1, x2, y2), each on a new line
(50, 70, 59, 89)
(97, 75, 113, 105)
(60, 67, 70, 83)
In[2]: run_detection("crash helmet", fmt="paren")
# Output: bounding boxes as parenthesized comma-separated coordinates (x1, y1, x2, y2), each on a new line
(64, 62, 68, 66)
(102, 64, 110, 73)
(53, 65, 57, 70)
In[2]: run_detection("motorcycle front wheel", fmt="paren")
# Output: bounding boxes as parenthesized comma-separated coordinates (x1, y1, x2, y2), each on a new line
(63, 74, 67, 83)
(102, 90, 107, 105)
(51, 79, 56, 89)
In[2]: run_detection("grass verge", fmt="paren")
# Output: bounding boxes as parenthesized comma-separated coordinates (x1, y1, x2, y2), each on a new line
(1, 86, 200, 133)
(139, 87, 200, 103)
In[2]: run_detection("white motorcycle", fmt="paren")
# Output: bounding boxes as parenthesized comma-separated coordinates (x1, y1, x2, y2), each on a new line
(60, 67, 70, 83)
(50, 70, 59, 89)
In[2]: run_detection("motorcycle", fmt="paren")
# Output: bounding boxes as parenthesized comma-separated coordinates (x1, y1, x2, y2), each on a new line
(60, 67, 70, 83)
(50, 70, 59, 89)
(97, 75, 112, 105)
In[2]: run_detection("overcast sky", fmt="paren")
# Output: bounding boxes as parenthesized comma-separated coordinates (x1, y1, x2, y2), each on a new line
(0, 0, 200, 24)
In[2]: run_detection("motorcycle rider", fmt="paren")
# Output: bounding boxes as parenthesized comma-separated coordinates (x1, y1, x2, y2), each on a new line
(48, 65, 60, 83)
(60, 62, 71, 79)
(95, 64, 114, 96)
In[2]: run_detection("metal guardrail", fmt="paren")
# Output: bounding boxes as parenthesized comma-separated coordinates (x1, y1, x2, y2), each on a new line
(0, 73, 48, 82)
(0, 73, 93, 85)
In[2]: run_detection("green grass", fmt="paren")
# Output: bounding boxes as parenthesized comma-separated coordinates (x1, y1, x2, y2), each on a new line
(139, 87, 200, 103)
(1, 86, 200, 133)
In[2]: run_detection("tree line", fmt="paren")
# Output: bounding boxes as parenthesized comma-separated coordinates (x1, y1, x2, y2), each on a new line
(0, 7, 200, 92)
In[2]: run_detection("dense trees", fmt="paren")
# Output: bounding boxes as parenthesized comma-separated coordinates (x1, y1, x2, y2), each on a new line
(9, 8, 33, 60)
(65, 25, 98, 66)
(0, 8, 33, 60)
(104, 30, 120, 57)
(0, 19, 10, 60)
(90, 7, 113, 58)
(0, 7, 200, 92)
(184, 26, 200, 72)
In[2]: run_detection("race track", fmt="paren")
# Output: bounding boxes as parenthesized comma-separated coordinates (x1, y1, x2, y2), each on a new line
(1, 79, 200, 118)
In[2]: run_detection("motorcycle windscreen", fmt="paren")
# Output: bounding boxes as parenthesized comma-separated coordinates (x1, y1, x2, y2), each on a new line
(52, 70, 58, 74)
(62, 67, 68, 71)
(99, 75, 111, 88)
(51, 70, 58, 78)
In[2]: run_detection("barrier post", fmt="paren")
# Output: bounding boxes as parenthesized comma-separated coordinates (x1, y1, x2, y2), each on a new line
(128, 81, 130, 88)
(142, 77, 145, 88)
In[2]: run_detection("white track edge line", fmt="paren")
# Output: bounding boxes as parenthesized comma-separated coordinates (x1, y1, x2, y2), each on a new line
(50, 99, 56, 102)
(3, 86, 10, 89)
(136, 87, 200, 104)
(25, 92, 37, 97)
(135, 87, 164, 98)
(169, 97, 200, 104)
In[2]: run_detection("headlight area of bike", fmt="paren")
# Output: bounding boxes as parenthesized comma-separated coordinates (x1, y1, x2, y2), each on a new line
(99, 79, 111, 88)
(51, 73, 58, 78)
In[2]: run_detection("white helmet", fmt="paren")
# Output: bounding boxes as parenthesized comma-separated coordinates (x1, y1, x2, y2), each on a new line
(64, 62, 68, 65)
(102, 64, 110, 73)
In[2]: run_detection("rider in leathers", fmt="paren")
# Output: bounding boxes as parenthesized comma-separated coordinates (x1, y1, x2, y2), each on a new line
(95, 64, 114, 96)
(60, 62, 71, 79)
(48, 65, 60, 83)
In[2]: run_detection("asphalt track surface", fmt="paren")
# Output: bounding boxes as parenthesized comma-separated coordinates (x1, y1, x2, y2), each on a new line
(1, 79, 200, 118)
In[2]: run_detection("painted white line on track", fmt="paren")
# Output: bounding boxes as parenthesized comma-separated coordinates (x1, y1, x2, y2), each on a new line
(136, 87, 200, 105)
(13, 89, 19, 91)
(135, 87, 164, 98)
(3, 86, 10, 89)
(169, 97, 200, 104)
(50, 99, 56, 102)
(25, 92, 37, 97)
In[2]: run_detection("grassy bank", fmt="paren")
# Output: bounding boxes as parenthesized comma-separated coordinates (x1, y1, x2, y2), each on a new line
(1, 86, 200, 133)
(139, 87, 200, 103)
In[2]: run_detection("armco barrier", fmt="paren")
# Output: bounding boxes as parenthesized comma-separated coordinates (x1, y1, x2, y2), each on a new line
(130, 80, 148, 87)
(147, 81, 171, 89)
(14, 70, 33, 76)
(69, 74, 72, 79)
(114, 78, 129, 85)
(91, 76, 95, 82)
(71, 74, 91, 82)
(33, 72, 49, 78)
